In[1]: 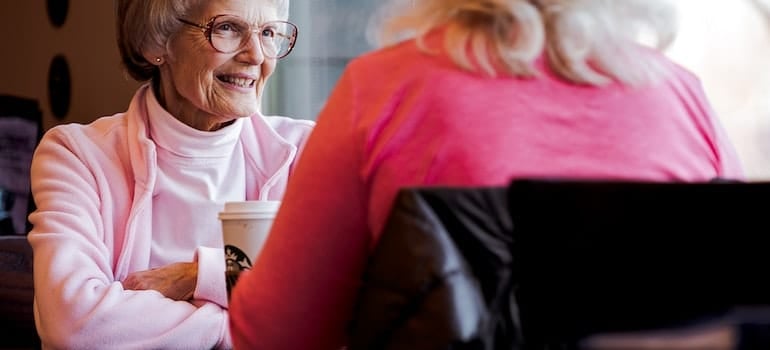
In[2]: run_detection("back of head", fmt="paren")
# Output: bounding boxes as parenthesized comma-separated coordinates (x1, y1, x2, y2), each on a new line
(370, 0, 678, 86)
(115, 0, 291, 82)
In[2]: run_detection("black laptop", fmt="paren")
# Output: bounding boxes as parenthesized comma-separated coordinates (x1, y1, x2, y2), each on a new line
(507, 178, 770, 347)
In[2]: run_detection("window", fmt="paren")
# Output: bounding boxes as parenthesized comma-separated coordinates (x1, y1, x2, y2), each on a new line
(263, 0, 379, 120)
(665, 0, 770, 179)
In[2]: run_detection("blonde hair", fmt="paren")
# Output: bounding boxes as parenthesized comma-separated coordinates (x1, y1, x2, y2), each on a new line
(370, 0, 678, 86)
(116, 0, 290, 82)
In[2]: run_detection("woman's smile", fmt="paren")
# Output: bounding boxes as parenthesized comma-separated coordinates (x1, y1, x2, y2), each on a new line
(217, 74, 257, 90)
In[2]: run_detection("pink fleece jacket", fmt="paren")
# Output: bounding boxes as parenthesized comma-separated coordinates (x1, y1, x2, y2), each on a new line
(27, 84, 314, 349)
(229, 32, 744, 349)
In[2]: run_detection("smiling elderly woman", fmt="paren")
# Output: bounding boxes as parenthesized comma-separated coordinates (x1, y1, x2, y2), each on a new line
(26, 0, 311, 348)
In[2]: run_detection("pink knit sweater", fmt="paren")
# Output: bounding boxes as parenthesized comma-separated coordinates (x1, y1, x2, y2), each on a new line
(230, 31, 744, 349)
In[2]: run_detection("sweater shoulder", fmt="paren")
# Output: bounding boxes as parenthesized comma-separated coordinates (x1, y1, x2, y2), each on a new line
(39, 113, 129, 159)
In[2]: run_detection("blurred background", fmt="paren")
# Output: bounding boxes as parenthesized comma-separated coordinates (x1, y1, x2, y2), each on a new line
(0, 0, 768, 179)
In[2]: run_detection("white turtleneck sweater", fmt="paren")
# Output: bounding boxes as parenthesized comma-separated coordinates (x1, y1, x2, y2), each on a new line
(148, 104, 246, 267)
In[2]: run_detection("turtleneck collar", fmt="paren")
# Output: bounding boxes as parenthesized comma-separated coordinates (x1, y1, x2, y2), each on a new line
(145, 90, 244, 159)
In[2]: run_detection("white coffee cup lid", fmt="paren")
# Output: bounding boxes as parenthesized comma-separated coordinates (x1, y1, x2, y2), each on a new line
(219, 200, 281, 220)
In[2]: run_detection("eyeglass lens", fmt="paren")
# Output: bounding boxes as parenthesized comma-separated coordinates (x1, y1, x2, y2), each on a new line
(209, 16, 295, 58)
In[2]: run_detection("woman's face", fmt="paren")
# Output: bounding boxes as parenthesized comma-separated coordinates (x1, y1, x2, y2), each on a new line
(156, 0, 280, 131)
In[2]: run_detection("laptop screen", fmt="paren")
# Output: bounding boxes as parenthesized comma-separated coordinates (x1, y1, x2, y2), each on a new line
(507, 178, 770, 346)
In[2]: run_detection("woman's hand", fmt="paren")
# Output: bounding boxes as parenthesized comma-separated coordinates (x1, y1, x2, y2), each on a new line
(122, 262, 198, 301)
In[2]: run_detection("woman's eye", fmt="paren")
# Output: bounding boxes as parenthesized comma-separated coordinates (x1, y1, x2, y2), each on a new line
(214, 22, 241, 33)
(219, 23, 234, 31)
(261, 28, 276, 38)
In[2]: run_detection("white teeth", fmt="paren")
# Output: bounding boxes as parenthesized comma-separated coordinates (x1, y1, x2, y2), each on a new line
(221, 76, 255, 88)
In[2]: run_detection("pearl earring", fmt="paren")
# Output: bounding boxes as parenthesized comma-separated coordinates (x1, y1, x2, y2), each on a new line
(155, 57, 163, 64)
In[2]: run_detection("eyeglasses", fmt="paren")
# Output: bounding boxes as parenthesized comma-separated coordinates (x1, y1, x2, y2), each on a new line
(178, 15, 298, 59)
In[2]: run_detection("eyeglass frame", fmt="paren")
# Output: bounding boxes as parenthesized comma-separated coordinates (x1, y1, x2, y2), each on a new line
(177, 15, 298, 59)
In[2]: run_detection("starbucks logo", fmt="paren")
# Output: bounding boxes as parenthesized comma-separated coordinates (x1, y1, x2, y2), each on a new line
(225, 245, 253, 272)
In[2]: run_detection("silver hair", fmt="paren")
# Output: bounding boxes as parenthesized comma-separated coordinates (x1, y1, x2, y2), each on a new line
(116, 0, 290, 82)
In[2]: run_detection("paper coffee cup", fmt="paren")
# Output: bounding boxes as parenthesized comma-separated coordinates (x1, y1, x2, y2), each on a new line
(219, 201, 281, 275)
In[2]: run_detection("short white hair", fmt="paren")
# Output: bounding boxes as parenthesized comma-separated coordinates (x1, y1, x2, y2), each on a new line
(117, 0, 290, 82)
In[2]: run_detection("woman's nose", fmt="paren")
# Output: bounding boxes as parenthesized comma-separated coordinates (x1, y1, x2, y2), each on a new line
(237, 35, 266, 65)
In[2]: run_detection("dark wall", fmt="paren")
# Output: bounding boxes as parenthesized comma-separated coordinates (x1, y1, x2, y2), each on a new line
(0, 2, 140, 131)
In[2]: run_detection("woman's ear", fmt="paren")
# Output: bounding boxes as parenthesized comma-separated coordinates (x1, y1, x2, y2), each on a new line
(142, 47, 167, 66)
(144, 54, 165, 66)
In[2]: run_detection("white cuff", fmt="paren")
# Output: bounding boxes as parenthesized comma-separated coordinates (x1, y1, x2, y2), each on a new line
(193, 246, 228, 308)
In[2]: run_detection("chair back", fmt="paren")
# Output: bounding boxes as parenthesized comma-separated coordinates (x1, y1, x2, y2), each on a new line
(350, 179, 770, 349)
(0, 235, 40, 349)
(348, 186, 517, 350)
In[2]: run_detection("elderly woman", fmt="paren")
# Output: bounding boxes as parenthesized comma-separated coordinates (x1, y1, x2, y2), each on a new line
(229, 0, 744, 349)
(27, 0, 310, 348)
